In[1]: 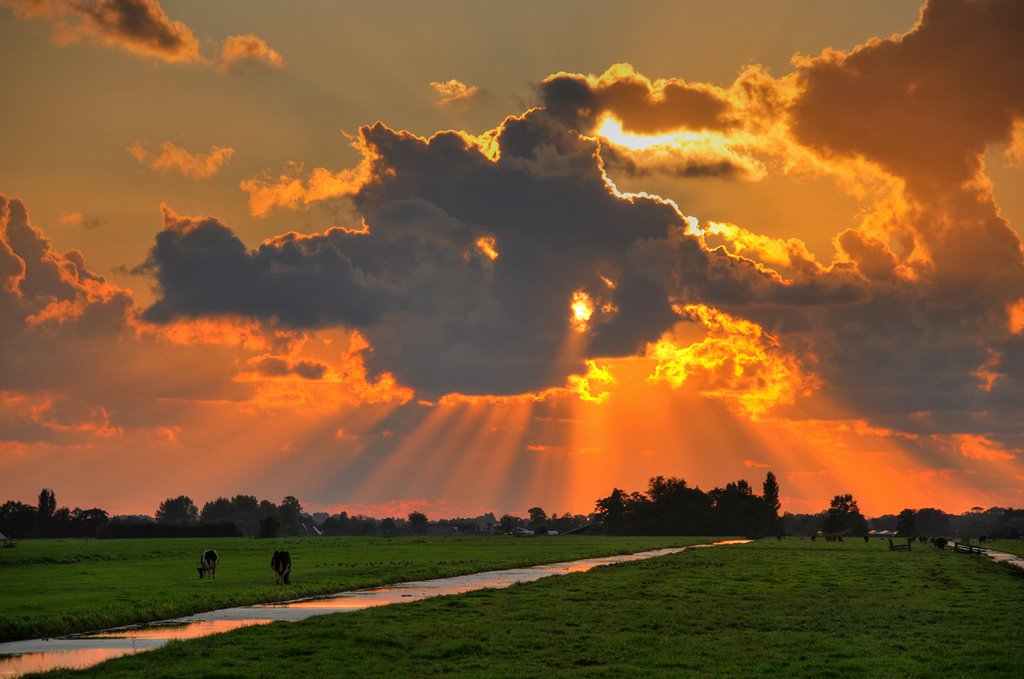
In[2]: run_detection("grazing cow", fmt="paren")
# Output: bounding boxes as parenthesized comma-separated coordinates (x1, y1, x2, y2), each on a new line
(932, 537, 948, 550)
(271, 550, 291, 585)
(198, 549, 219, 579)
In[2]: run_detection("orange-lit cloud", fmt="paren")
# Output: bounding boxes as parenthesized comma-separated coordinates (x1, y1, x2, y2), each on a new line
(647, 305, 817, 418)
(219, 34, 284, 73)
(430, 79, 480, 106)
(128, 141, 235, 179)
(2, 0, 202, 63)
(1009, 298, 1024, 334)
(240, 131, 380, 216)
(954, 434, 1016, 461)
(473, 236, 499, 261)
(58, 212, 105, 230)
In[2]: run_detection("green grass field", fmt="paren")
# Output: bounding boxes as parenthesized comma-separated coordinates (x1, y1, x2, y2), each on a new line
(988, 539, 1024, 557)
(0, 535, 708, 642)
(38, 537, 1024, 678)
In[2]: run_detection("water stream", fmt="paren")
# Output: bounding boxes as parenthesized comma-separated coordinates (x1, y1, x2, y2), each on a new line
(0, 540, 750, 677)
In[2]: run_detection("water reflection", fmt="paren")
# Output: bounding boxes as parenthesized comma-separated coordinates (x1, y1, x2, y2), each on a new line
(0, 648, 145, 677)
(0, 540, 751, 677)
(82, 619, 274, 640)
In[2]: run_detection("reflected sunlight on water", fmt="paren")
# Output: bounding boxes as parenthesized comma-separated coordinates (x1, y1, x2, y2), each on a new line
(0, 648, 144, 677)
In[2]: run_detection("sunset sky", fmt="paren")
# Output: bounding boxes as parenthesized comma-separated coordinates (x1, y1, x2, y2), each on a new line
(2, 0, 1023, 519)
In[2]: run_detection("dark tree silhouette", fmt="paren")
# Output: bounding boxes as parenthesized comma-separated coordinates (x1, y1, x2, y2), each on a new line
(763, 471, 781, 533)
(823, 494, 868, 536)
(408, 511, 428, 535)
(498, 514, 521, 534)
(155, 496, 199, 524)
(594, 488, 629, 534)
(259, 515, 281, 538)
(278, 496, 303, 535)
(37, 488, 56, 537)
(527, 506, 547, 529)
(0, 501, 37, 538)
(896, 509, 918, 537)
(200, 497, 235, 523)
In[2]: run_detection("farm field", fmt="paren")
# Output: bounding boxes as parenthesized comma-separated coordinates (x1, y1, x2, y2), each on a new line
(40, 538, 1024, 678)
(987, 539, 1024, 558)
(0, 535, 710, 642)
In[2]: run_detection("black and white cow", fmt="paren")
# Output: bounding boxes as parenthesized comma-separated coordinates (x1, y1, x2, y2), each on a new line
(198, 549, 219, 579)
(271, 550, 291, 585)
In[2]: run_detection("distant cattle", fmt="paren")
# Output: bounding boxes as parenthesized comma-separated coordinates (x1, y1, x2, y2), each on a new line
(198, 549, 219, 579)
(271, 550, 291, 585)
(932, 537, 948, 550)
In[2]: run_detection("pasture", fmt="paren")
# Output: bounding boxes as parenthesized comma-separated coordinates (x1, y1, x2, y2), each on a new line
(38, 537, 1024, 678)
(0, 535, 707, 642)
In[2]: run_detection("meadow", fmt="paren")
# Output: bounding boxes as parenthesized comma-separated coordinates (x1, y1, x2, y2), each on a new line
(37, 537, 1024, 678)
(0, 535, 707, 642)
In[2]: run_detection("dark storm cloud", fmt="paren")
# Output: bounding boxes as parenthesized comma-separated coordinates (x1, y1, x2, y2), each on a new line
(143, 110, 866, 397)
(539, 64, 733, 135)
(141, 205, 391, 328)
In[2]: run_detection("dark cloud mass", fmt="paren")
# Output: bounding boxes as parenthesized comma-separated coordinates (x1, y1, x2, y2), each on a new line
(138, 0, 1024, 442)
(144, 111, 711, 395)
(539, 64, 733, 135)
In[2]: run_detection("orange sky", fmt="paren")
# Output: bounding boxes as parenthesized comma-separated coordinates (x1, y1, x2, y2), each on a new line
(1, 0, 1023, 519)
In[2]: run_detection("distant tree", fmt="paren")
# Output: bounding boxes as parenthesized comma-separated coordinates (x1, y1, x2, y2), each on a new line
(896, 509, 918, 537)
(37, 488, 56, 537)
(527, 506, 547, 529)
(52, 507, 72, 537)
(594, 489, 628, 534)
(278, 496, 303, 535)
(407, 511, 428, 535)
(155, 496, 199, 524)
(763, 471, 781, 533)
(228, 495, 261, 535)
(379, 517, 398, 536)
(914, 508, 952, 536)
(869, 514, 898, 532)
(0, 501, 38, 538)
(259, 515, 281, 538)
(258, 499, 278, 518)
(782, 511, 828, 537)
(68, 508, 109, 537)
(201, 497, 235, 523)
(823, 494, 868, 536)
(646, 476, 713, 535)
(711, 480, 770, 537)
(321, 511, 350, 536)
(498, 514, 521, 534)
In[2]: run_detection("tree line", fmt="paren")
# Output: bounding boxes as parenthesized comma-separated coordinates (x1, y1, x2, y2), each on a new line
(784, 502, 1024, 539)
(4, 480, 1023, 540)
(588, 472, 782, 537)
(0, 490, 312, 539)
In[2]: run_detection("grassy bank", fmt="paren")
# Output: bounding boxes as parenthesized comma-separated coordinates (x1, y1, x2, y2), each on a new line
(988, 539, 1024, 557)
(0, 535, 708, 642)
(43, 537, 1024, 678)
